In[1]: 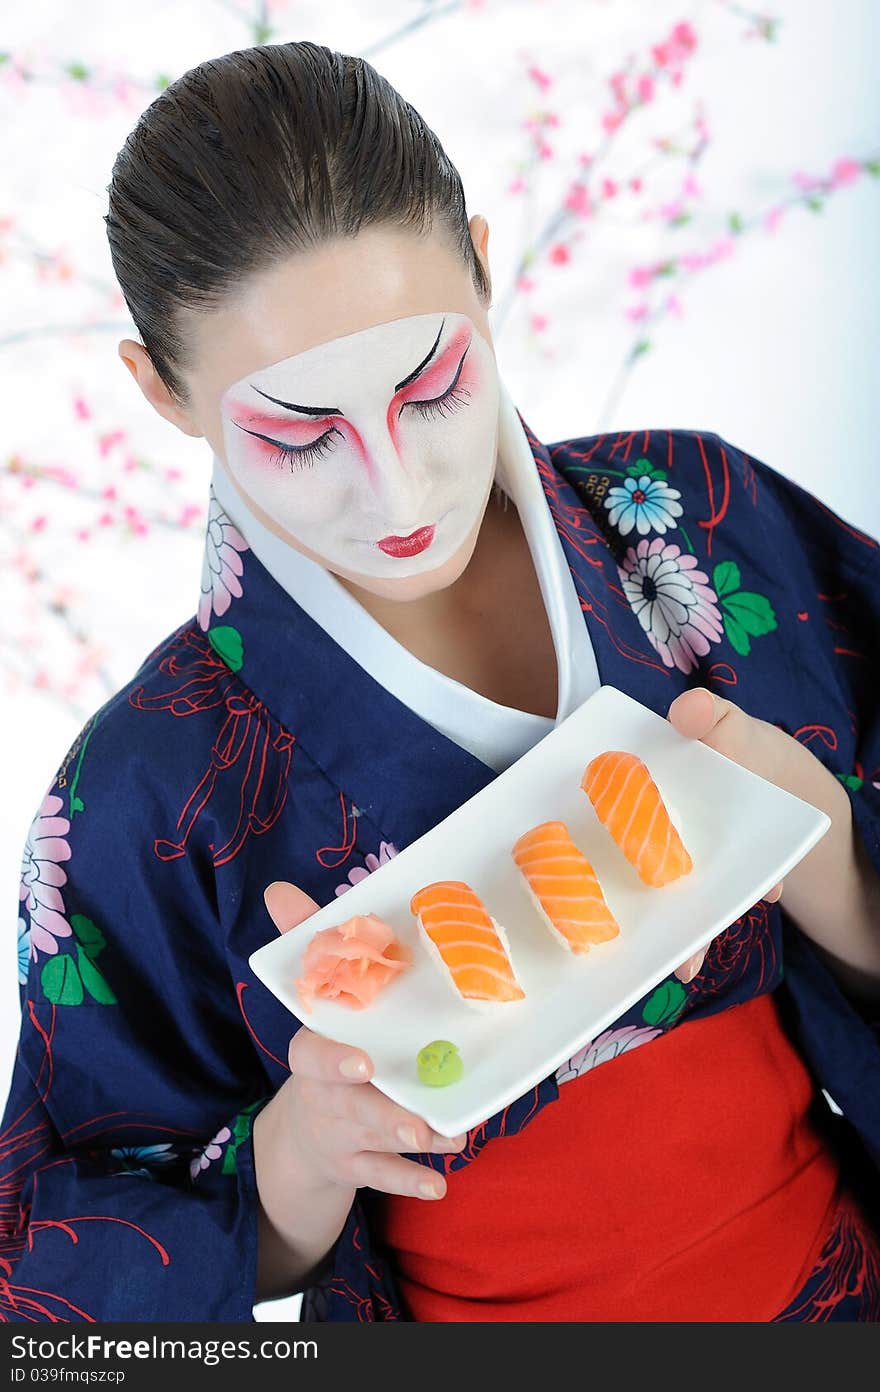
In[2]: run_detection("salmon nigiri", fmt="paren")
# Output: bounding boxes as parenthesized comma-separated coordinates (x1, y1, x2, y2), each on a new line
(512, 820, 621, 954)
(581, 749, 693, 887)
(410, 880, 525, 1006)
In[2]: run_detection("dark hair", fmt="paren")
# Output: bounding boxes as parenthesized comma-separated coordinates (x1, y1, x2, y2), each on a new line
(104, 41, 490, 406)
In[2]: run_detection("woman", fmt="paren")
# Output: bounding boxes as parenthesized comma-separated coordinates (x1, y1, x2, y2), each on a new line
(4, 40, 880, 1323)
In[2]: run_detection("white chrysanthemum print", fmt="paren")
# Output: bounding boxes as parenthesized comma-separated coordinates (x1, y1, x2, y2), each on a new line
(335, 840, 399, 896)
(19, 792, 72, 958)
(556, 1024, 662, 1085)
(619, 537, 724, 673)
(198, 488, 249, 632)
(604, 474, 683, 536)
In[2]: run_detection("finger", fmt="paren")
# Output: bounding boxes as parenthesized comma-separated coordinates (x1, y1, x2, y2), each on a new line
(319, 1083, 467, 1153)
(302, 1115, 449, 1197)
(264, 880, 320, 935)
(667, 686, 717, 740)
(350, 1150, 448, 1200)
(288, 1028, 374, 1084)
(764, 879, 784, 903)
(674, 948, 706, 984)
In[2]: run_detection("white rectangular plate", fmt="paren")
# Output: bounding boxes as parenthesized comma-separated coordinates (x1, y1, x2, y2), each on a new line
(249, 685, 830, 1135)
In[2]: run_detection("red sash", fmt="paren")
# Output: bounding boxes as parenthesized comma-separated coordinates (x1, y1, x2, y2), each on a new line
(370, 992, 841, 1320)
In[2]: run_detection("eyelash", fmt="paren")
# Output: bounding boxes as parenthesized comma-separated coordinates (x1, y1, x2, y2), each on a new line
(266, 379, 471, 473)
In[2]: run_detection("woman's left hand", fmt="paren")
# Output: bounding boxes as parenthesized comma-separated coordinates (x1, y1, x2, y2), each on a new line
(666, 685, 848, 985)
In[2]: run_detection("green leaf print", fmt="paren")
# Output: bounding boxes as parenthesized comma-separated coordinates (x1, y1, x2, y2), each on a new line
(721, 591, 778, 655)
(71, 914, 106, 959)
(712, 560, 741, 598)
(723, 613, 752, 656)
(722, 591, 777, 636)
(642, 979, 687, 1026)
(837, 773, 863, 792)
(222, 1100, 265, 1175)
(208, 625, 244, 673)
(712, 562, 777, 656)
(41, 954, 84, 1006)
(76, 946, 117, 1004)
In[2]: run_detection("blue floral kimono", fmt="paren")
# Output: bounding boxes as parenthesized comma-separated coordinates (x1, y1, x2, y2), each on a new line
(5, 419, 880, 1322)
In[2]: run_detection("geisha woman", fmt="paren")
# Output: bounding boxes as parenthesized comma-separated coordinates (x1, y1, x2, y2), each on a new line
(4, 40, 880, 1323)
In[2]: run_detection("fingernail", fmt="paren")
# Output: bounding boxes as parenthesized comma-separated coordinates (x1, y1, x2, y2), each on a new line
(339, 1055, 368, 1079)
(397, 1124, 419, 1150)
(681, 953, 702, 983)
(419, 1179, 442, 1198)
(432, 1131, 466, 1152)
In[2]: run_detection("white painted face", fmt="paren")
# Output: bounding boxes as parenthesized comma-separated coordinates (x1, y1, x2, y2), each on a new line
(218, 311, 500, 579)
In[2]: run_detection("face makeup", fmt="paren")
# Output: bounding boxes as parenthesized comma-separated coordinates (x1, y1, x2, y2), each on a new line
(218, 311, 500, 581)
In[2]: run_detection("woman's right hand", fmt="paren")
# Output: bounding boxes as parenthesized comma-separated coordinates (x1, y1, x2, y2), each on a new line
(253, 881, 466, 1300)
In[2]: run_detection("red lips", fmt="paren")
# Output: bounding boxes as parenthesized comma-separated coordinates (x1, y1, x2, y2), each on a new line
(377, 525, 436, 558)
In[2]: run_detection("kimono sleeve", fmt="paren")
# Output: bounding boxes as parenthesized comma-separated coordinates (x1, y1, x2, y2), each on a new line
(742, 444, 880, 1164)
(3, 727, 272, 1322)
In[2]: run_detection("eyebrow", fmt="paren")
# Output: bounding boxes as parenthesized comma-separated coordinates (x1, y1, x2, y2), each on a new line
(248, 316, 447, 416)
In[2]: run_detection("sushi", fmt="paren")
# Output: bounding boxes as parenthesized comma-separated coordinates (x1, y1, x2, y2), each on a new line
(409, 880, 525, 1006)
(511, 820, 621, 954)
(581, 749, 693, 887)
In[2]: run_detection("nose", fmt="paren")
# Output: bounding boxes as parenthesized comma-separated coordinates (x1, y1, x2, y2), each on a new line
(364, 428, 434, 531)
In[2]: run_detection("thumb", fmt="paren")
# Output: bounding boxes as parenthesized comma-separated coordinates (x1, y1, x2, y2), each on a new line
(263, 880, 321, 935)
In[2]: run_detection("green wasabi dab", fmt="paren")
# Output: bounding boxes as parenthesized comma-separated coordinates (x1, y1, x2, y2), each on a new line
(416, 1039, 464, 1087)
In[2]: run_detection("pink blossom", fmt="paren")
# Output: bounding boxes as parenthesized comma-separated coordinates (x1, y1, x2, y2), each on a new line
(626, 302, 650, 322)
(636, 73, 655, 103)
(681, 173, 701, 198)
(564, 181, 593, 218)
(792, 170, 822, 192)
(516, 273, 536, 292)
(628, 266, 654, 289)
(98, 430, 126, 457)
(530, 313, 548, 334)
(601, 109, 624, 134)
(537, 141, 554, 161)
(665, 293, 684, 318)
(101, 485, 117, 500)
(601, 178, 618, 199)
(629, 177, 643, 193)
(76, 530, 91, 543)
(548, 243, 570, 265)
(672, 20, 698, 51)
(73, 396, 91, 420)
(578, 152, 593, 168)
(763, 206, 785, 234)
(527, 65, 552, 92)
(829, 157, 861, 188)
(30, 516, 47, 532)
(508, 176, 527, 194)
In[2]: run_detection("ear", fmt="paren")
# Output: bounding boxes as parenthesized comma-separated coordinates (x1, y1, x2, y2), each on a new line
(468, 214, 492, 301)
(117, 338, 203, 439)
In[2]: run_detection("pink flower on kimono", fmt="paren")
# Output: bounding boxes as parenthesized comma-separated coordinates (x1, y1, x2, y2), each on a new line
(198, 489, 249, 631)
(190, 1125, 232, 1179)
(335, 841, 399, 896)
(619, 538, 724, 673)
(555, 1024, 662, 1085)
(19, 793, 72, 958)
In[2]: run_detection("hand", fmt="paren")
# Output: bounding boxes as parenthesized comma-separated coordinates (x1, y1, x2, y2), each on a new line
(260, 881, 466, 1203)
(667, 688, 792, 984)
